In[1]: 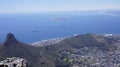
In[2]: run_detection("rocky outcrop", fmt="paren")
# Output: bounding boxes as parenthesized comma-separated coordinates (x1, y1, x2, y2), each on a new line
(3, 33, 19, 46)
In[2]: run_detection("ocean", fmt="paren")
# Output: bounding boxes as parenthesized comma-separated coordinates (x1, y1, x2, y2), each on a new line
(0, 12, 120, 44)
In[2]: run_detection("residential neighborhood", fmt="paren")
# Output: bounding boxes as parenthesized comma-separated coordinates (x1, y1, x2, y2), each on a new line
(57, 46, 120, 67)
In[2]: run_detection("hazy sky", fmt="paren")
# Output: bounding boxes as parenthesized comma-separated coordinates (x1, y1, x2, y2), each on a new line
(0, 0, 120, 13)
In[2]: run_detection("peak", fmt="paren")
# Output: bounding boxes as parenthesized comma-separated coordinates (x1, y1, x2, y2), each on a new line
(3, 33, 19, 46)
(7, 33, 17, 40)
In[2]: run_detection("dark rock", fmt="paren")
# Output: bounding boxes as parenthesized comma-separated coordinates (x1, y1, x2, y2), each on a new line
(3, 33, 19, 46)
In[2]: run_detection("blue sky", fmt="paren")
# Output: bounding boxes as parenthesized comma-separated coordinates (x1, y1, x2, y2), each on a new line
(0, 0, 120, 13)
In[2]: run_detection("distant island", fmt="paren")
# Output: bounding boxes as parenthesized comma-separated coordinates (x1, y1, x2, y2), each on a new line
(50, 17, 68, 21)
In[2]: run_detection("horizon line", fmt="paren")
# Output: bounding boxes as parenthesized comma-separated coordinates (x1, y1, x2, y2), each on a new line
(0, 9, 120, 14)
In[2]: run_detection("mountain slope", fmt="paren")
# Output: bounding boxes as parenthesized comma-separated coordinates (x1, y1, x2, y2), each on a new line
(61, 33, 118, 50)
(48, 33, 119, 52)
(0, 33, 120, 67)
(0, 33, 55, 67)
(47, 33, 120, 67)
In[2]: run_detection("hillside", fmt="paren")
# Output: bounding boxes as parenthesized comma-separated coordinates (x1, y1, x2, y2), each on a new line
(0, 33, 55, 67)
(0, 33, 120, 67)
(47, 33, 119, 51)
(47, 33, 120, 67)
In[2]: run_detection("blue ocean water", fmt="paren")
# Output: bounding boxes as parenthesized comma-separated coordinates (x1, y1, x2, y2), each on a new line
(0, 13, 120, 44)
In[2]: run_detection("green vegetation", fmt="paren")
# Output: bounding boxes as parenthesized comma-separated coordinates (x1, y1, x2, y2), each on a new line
(68, 59, 73, 63)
